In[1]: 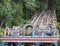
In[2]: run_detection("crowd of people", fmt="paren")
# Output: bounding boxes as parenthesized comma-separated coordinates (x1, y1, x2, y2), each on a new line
(4, 11, 57, 37)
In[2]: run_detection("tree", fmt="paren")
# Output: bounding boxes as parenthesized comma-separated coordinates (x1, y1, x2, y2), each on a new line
(56, 0, 60, 22)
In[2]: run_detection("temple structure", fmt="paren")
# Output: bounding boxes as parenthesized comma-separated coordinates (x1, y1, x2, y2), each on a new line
(1, 0, 59, 46)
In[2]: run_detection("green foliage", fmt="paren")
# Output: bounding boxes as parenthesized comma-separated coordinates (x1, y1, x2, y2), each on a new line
(0, 28, 4, 39)
(56, 0, 60, 22)
(0, 0, 60, 44)
(22, 0, 42, 20)
(0, 0, 60, 28)
(0, 28, 3, 32)
(0, 28, 3, 43)
(0, 3, 4, 16)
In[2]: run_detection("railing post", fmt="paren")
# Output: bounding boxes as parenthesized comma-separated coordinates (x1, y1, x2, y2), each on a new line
(4, 30, 6, 36)
(32, 31, 35, 37)
(42, 31, 44, 36)
(54, 31, 56, 36)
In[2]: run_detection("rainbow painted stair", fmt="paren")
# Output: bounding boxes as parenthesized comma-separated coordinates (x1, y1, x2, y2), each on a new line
(1, 10, 59, 46)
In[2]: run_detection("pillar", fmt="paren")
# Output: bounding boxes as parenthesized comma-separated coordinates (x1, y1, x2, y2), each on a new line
(54, 31, 56, 36)
(35, 43, 40, 46)
(11, 44, 13, 46)
(2, 42, 7, 46)
(54, 42, 58, 46)
(16, 42, 22, 46)
(2, 42, 5, 46)
(50, 43, 52, 46)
